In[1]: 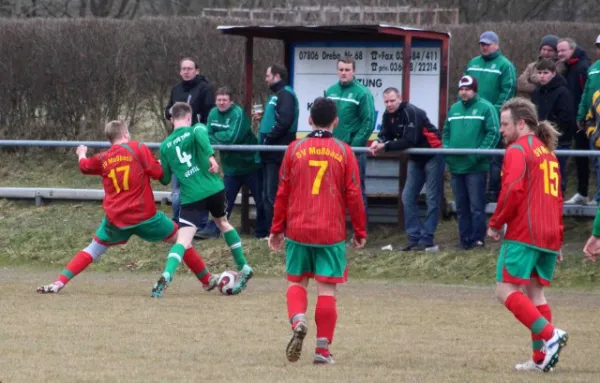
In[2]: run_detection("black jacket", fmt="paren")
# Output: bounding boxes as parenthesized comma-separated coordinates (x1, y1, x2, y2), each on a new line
(164, 75, 215, 125)
(261, 81, 298, 164)
(563, 47, 591, 115)
(532, 75, 577, 145)
(377, 101, 442, 162)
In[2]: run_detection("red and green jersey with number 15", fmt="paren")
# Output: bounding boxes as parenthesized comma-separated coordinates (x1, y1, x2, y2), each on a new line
(159, 124, 224, 204)
(489, 134, 564, 252)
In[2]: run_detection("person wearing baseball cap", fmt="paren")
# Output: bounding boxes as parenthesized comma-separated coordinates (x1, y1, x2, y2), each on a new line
(464, 31, 517, 204)
(518, 35, 567, 97)
(442, 75, 500, 250)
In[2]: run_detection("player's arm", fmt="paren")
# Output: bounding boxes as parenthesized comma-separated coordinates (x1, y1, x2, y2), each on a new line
(345, 146, 367, 239)
(193, 124, 216, 158)
(77, 146, 103, 175)
(138, 143, 163, 180)
(158, 147, 172, 185)
(488, 146, 526, 230)
(350, 91, 376, 147)
(270, 148, 293, 234)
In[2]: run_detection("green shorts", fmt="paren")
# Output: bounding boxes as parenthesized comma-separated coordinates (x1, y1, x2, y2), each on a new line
(496, 241, 558, 286)
(94, 211, 177, 246)
(285, 239, 348, 284)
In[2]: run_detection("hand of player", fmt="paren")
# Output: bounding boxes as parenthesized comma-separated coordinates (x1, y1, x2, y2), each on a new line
(76, 145, 88, 159)
(486, 227, 501, 241)
(369, 142, 385, 156)
(208, 156, 219, 174)
(583, 235, 600, 262)
(268, 233, 285, 252)
(557, 249, 564, 263)
(352, 235, 366, 249)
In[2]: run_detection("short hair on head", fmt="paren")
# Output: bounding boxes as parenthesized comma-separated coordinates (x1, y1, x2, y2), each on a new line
(215, 86, 233, 100)
(337, 56, 356, 71)
(310, 97, 337, 127)
(535, 58, 556, 72)
(170, 102, 192, 120)
(383, 87, 400, 96)
(179, 57, 198, 70)
(269, 64, 288, 82)
(558, 37, 577, 49)
(105, 120, 127, 143)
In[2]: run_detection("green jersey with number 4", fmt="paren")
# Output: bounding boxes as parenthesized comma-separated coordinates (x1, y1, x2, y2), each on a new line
(159, 124, 224, 204)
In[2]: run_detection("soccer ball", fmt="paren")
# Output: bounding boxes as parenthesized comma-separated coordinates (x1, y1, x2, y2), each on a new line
(217, 270, 237, 295)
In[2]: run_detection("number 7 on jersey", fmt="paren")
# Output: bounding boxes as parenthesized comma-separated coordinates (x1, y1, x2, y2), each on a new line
(309, 160, 328, 195)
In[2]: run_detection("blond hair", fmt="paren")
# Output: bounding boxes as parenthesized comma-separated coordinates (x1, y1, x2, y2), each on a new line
(104, 120, 128, 143)
(501, 97, 561, 151)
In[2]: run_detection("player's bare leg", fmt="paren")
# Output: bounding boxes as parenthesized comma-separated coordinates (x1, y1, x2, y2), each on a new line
(496, 282, 568, 372)
(152, 226, 196, 298)
(313, 281, 337, 365)
(214, 216, 253, 294)
(37, 240, 108, 294)
(163, 230, 217, 292)
(285, 279, 309, 362)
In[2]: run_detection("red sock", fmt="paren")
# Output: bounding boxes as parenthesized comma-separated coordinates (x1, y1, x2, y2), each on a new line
(315, 295, 337, 357)
(532, 304, 553, 363)
(57, 251, 93, 285)
(286, 284, 308, 328)
(505, 292, 554, 340)
(183, 248, 211, 285)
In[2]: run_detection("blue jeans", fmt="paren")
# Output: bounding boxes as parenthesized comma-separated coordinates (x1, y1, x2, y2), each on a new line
(202, 169, 269, 238)
(487, 141, 503, 200)
(357, 153, 369, 226)
(401, 155, 444, 246)
(556, 143, 570, 194)
(262, 162, 281, 233)
(451, 171, 488, 246)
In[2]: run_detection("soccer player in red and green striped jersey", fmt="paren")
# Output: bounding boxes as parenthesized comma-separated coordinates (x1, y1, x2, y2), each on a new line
(269, 97, 367, 365)
(487, 97, 568, 373)
(37, 120, 215, 294)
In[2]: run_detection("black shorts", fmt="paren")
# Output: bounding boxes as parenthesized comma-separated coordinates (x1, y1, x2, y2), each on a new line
(179, 190, 227, 228)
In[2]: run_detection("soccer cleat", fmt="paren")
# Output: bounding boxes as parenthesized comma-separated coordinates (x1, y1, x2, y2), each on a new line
(151, 275, 170, 298)
(286, 319, 308, 363)
(313, 352, 336, 365)
(36, 281, 64, 294)
(539, 329, 568, 372)
(231, 264, 254, 295)
(514, 359, 548, 372)
(203, 274, 218, 292)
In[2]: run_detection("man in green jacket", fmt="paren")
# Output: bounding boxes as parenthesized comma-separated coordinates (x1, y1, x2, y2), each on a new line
(326, 57, 376, 221)
(443, 75, 500, 250)
(465, 31, 517, 203)
(197, 87, 268, 239)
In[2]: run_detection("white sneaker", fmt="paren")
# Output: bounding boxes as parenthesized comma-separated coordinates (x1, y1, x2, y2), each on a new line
(565, 193, 588, 205)
(588, 200, 598, 206)
(514, 359, 547, 372)
(425, 245, 440, 252)
(37, 281, 64, 294)
(539, 329, 568, 372)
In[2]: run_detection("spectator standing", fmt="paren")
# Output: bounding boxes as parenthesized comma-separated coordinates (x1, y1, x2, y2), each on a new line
(164, 58, 215, 226)
(517, 35, 567, 97)
(464, 31, 517, 203)
(443, 76, 500, 250)
(556, 38, 591, 205)
(369, 88, 443, 251)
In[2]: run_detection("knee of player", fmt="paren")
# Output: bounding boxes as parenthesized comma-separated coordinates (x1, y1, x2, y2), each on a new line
(494, 282, 516, 304)
(84, 240, 109, 261)
(316, 281, 337, 296)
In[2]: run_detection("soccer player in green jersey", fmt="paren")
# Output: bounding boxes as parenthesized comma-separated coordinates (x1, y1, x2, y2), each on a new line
(151, 102, 254, 297)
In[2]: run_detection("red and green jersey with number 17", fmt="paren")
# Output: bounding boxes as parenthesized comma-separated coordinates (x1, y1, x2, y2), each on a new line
(489, 134, 564, 252)
(159, 124, 224, 204)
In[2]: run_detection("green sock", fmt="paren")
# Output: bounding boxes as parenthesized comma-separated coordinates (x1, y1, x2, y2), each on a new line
(163, 243, 185, 281)
(223, 229, 247, 271)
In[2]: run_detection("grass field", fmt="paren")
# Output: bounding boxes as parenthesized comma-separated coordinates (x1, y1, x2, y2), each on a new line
(2, 269, 600, 383)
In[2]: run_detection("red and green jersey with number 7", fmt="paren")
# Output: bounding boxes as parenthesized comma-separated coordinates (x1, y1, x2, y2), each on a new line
(489, 134, 564, 251)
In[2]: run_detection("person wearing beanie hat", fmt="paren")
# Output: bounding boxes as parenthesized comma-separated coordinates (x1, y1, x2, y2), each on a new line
(518, 35, 566, 97)
(464, 31, 517, 203)
(442, 75, 500, 250)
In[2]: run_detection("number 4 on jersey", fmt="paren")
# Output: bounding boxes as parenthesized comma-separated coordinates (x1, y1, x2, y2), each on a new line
(176, 146, 192, 168)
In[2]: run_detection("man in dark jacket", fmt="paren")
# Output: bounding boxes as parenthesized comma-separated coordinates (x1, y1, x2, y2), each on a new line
(557, 38, 591, 204)
(531, 58, 577, 193)
(369, 87, 443, 251)
(164, 58, 215, 228)
(255, 64, 299, 233)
